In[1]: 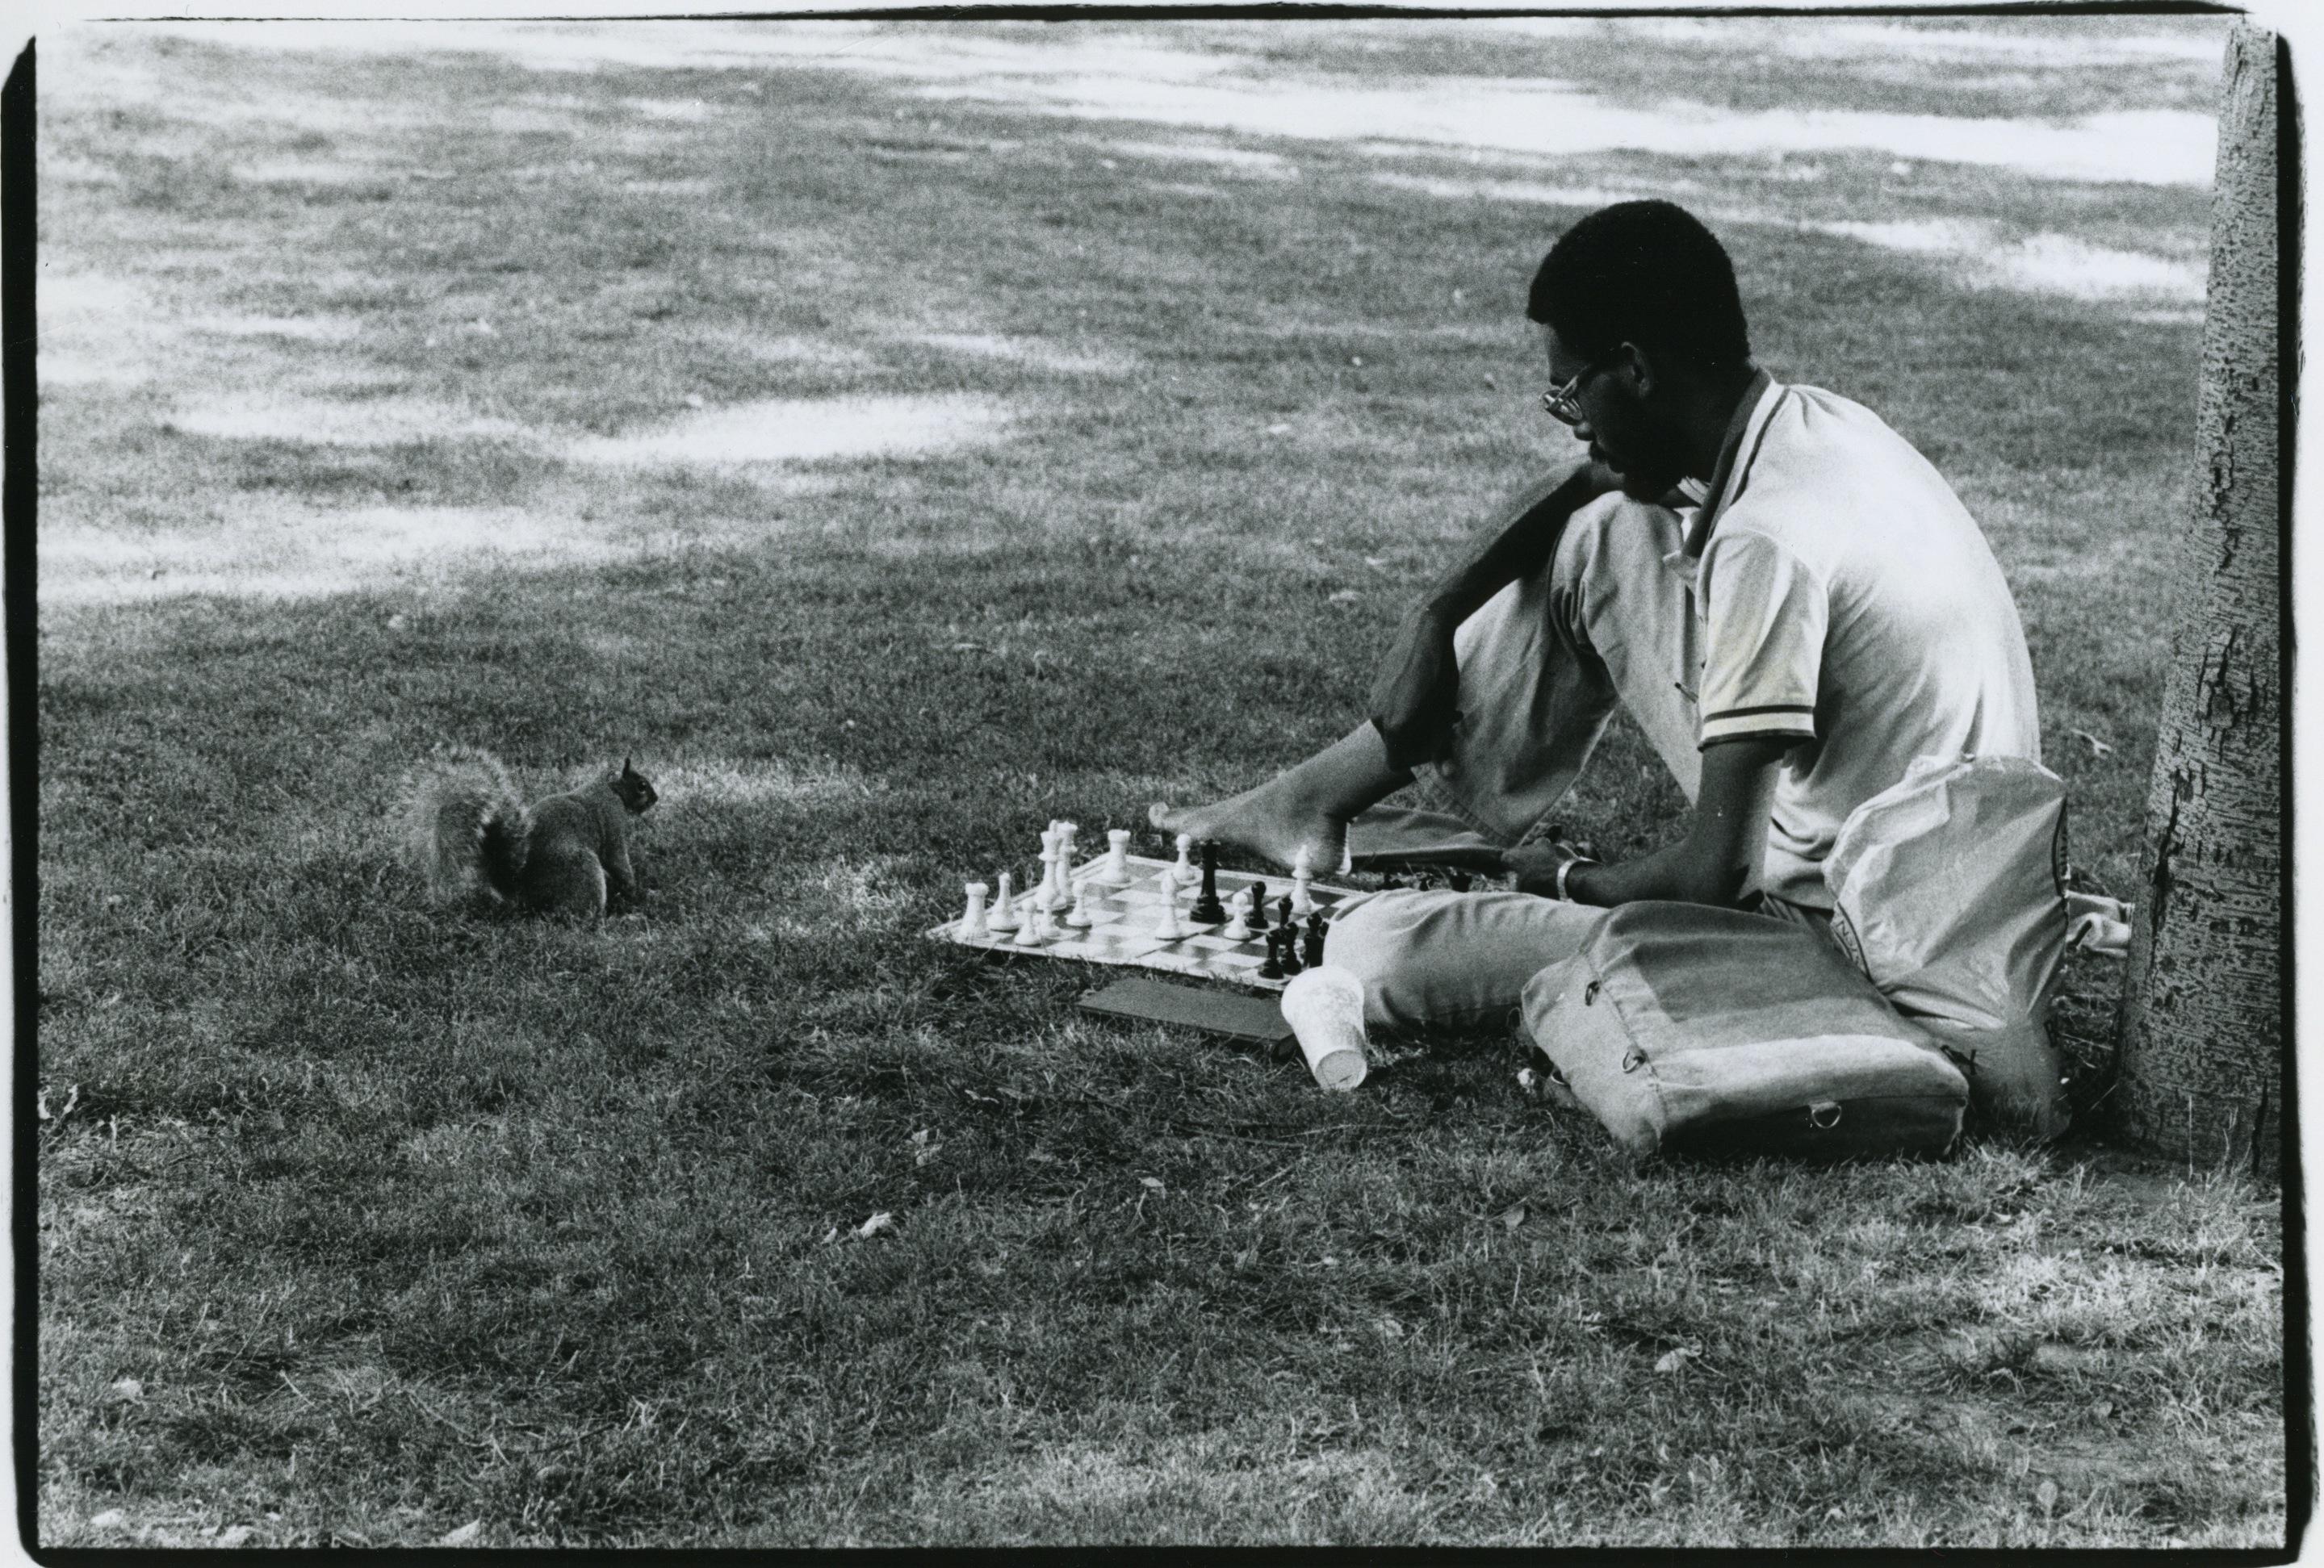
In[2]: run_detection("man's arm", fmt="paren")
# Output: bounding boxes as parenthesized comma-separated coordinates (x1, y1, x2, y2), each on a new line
(1510, 737, 1790, 909)
(1367, 458, 1618, 771)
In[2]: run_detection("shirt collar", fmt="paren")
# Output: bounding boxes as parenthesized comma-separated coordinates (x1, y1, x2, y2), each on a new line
(1683, 367, 1780, 558)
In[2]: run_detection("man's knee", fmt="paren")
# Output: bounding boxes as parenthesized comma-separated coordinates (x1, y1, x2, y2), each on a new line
(1551, 491, 1683, 596)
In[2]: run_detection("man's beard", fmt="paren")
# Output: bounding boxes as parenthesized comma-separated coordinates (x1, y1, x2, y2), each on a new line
(1608, 449, 1684, 501)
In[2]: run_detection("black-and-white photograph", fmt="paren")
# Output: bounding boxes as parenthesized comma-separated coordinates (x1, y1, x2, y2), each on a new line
(21, 0, 2297, 1549)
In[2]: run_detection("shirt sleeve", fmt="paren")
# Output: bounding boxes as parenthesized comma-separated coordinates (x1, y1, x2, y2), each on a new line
(1695, 528, 1826, 748)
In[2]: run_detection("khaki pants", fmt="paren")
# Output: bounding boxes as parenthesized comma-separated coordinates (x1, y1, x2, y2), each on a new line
(1333, 491, 1748, 1031)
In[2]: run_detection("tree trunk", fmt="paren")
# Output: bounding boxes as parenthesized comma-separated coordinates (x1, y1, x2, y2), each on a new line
(2109, 23, 2288, 1171)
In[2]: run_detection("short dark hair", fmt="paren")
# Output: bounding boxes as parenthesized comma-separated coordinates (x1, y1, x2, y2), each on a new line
(1527, 200, 1751, 378)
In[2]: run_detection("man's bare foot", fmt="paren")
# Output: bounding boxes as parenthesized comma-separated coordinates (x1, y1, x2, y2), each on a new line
(1149, 779, 1350, 873)
(1149, 723, 1409, 872)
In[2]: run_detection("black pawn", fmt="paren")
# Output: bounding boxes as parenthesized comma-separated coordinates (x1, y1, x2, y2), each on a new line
(1189, 842, 1227, 925)
(1248, 879, 1267, 921)
(1276, 895, 1294, 930)
(1257, 929, 1285, 981)
(1303, 912, 1327, 969)
(1278, 930, 1304, 976)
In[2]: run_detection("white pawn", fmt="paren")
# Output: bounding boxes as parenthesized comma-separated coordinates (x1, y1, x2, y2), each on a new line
(1013, 893, 1046, 945)
(1171, 832, 1199, 887)
(1151, 868, 1188, 940)
(960, 881, 990, 939)
(1222, 887, 1255, 941)
(1100, 828, 1133, 884)
(1064, 878, 1095, 930)
(986, 872, 1020, 932)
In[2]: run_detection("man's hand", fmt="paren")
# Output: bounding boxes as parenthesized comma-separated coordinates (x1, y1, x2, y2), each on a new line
(1505, 739, 1791, 910)
(1367, 601, 1462, 772)
(1504, 838, 1595, 899)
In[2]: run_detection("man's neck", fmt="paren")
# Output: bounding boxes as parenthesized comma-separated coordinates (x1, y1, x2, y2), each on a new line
(1680, 362, 1764, 482)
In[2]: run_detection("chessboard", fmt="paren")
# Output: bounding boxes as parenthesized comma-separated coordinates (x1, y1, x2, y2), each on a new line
(928, 851, 1362, 993)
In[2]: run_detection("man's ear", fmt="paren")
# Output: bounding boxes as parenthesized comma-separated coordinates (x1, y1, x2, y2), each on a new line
(1617, 341, 1654, 398)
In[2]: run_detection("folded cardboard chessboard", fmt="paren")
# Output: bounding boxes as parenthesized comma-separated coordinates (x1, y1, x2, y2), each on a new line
(928, 852, 1356, 993)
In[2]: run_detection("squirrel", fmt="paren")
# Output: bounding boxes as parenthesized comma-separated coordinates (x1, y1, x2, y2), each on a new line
(399, 748, 659, 920)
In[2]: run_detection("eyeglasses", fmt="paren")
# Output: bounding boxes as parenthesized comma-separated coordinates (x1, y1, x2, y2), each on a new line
(1540, 356, 1614, 428)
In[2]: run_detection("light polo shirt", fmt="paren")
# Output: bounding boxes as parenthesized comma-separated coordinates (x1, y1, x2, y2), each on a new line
(1683, 373, 2041, 909)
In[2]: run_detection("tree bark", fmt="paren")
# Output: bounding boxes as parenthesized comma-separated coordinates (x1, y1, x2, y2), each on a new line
(2109, 23, 2288, 1170)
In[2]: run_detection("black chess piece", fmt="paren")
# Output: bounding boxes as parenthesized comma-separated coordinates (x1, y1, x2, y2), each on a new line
(1302, 911, 1327, 969)
(1248, 879, 1267, 921)
(1276, 894, 1294, 930)
(1277, 922, 1304, 976)
(1257, 928, 1285, 981)
(1190, 841, 1227, 924)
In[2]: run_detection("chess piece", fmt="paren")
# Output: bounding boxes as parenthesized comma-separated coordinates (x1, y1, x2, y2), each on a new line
(1036, 835, 1064, 911)
(1302, 911, 1327, 969)
(1277, 895, 1295, 930)
(1290, 846, 1316, 916)
(959, 881, 990, 939)
(1013, 893, 1045, 946)
(1278, 922, 1304, 976)
(1279, 966, 1369, 1092)
(1170, 832, 1199, 887)
(1248, 878, 1267, 920)
(1064, 878, 1095, 930)
(1057, 822, 1082, 886)
(1222, 888, 1255, 942)
(1101, 828, 1133, 884)
(1152, 869, 1187, 940)
(1189, 842, 1227, 924)
(986, 872, 1020, 932)
(1258, 928, 1286, 981)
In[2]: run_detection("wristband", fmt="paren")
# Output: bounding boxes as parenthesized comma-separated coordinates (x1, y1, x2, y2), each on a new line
(1555, 854, 1597, 903)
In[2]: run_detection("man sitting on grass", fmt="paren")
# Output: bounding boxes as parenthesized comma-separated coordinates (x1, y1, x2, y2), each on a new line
(1152, 199, 2041, 1032)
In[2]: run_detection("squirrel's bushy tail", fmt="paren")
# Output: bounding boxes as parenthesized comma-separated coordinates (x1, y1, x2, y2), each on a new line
(397, 748, 530, 905)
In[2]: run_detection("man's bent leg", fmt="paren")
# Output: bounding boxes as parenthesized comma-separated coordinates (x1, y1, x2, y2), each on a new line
(1328, 888, 1606, 1031)
(1410, 494, 1700, 845)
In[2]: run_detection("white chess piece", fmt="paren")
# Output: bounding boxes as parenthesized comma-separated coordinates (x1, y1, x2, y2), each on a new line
(1064, 878, 1095, 930)
(960, 881, 990, 939)
(1101, 828, 1133, 884)
(1053, 824, 1082, 906)
(986, 872, 1020, 932)
(1171, 832, 1199, 887)
(1291, 846, 1316, 917)
(1013, 893, 1045, 945)
(1222, 887, 1255, 941)
(1151, 869, 1187, 940)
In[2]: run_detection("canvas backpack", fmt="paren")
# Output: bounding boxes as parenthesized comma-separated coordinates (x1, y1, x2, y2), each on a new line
(1822, 754, 2074, 1137)
(1520, 901, 1970, 1161)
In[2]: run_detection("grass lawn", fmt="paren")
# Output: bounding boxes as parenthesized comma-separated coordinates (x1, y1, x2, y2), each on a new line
(32, 15, 2288, 1549)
